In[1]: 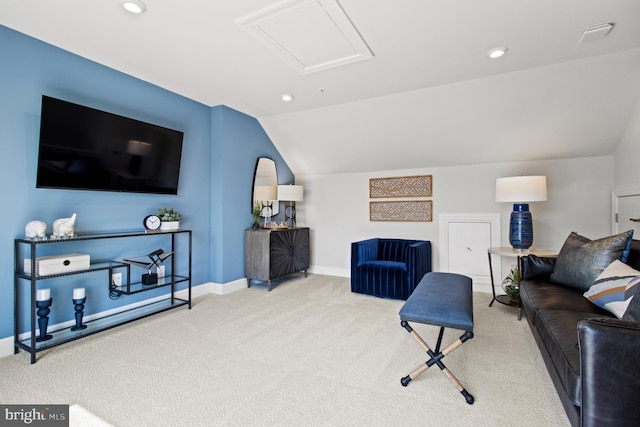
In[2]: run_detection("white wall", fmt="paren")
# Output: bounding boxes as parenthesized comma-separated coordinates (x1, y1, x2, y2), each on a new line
(296, 156, 614, 284)
(614, 99, 640, 188)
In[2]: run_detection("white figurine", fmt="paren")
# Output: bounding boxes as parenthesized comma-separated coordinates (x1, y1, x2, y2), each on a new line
(25, 220, 47, 238)
(52, 213, 77, 237)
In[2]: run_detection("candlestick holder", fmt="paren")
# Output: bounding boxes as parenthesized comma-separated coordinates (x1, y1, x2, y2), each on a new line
(35, 298, 53, 342)
(70, 297, 87, 331)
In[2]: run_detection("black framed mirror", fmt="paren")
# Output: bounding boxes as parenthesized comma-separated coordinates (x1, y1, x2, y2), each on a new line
(251, 157, 279, 217)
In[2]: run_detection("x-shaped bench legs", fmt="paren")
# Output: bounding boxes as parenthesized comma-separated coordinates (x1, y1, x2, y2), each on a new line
(400, 320, 475, 404)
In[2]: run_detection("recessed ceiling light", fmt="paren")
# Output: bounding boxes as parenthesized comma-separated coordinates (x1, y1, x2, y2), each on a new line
(281, 94, 294, 102)
(123, 1, 147, 14)
(487, 46, 508, 59)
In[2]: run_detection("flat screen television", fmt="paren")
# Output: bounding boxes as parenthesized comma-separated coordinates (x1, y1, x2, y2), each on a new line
(36, 95, 184, 195)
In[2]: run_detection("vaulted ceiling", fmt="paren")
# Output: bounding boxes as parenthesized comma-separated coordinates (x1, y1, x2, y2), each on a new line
(2, 0, 640, 175)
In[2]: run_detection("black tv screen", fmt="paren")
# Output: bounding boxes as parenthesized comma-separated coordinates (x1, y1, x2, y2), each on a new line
(36, 95, 184, 195)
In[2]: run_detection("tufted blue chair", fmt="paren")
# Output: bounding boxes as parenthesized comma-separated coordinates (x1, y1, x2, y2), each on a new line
(351, 238, 432, 300)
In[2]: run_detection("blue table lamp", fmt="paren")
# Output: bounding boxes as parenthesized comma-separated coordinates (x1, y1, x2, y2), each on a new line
(496, 176, 547, 250)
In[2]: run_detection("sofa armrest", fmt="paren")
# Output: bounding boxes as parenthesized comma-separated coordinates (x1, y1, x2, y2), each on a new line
(351, 239, 379, 268)
(578, 317, 640, 427)
(406, 241, 432, 289)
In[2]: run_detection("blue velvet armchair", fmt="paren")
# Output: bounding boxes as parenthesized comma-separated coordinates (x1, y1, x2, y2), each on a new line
(351, 238, 432, 300)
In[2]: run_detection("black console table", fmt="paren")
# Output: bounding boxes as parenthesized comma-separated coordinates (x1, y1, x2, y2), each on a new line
(14, 229, 192, 363)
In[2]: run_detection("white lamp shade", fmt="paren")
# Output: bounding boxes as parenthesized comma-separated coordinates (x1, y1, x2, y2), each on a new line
(254, 185, 277, 201)
(277, 185, 304, 201)
(496, 176, 547, 202)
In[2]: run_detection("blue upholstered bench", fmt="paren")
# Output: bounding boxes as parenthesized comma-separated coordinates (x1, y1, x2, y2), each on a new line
(399, 272, 475, 404)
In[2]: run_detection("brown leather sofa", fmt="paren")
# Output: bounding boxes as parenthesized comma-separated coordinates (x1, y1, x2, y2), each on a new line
(520, 241, 640, 427)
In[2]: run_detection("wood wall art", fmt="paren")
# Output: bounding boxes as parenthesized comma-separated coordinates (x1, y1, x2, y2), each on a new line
(369, 175, 432, 198)
(370, 200, 433, 222)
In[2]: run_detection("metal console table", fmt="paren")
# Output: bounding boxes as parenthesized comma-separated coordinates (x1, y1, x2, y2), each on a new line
(14, 229, 192, 363)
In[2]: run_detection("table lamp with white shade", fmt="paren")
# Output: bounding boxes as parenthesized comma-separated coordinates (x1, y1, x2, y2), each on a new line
(277, 185, 304, 227)
(496, 176, 547, 250)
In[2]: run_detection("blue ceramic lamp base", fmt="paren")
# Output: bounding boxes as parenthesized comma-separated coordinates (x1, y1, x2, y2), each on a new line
(509, 203, 533, 250)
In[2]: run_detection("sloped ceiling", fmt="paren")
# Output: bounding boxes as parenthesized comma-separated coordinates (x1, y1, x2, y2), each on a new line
(1, 0, 640, 175)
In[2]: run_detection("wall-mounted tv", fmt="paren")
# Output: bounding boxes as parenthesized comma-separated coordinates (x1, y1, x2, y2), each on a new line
(36, 95, 184, 195)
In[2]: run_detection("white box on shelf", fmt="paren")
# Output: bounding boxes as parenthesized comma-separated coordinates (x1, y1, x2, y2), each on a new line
(24, 253, 90, 276)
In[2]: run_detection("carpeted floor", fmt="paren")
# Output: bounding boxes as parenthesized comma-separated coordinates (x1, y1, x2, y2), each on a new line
(0, 274, 569, 426)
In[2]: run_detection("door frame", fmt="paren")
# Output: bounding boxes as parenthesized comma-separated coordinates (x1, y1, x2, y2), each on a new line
(612, 186, 640, 234)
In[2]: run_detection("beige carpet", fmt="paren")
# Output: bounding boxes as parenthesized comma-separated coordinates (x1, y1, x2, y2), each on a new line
(0, 274, 569, 426)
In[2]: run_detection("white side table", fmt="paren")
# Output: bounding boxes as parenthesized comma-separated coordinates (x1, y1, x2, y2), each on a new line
(487, 247, 558, 320)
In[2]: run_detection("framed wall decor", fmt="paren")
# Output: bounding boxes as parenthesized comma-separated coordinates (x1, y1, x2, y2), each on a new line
(370, 200, 433, 222)
(369, 175, 432, 198)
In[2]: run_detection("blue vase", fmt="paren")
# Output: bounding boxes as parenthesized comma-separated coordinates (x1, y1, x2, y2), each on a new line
(509, 203, 533, 250)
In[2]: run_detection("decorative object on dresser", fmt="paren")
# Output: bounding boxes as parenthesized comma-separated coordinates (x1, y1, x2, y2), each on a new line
(252, 202, 262, 229)
(245, 227, 310, 291)
(495, 176, 547, 250)
(253, 185, 277, 226)
(277, 184, 304, 227)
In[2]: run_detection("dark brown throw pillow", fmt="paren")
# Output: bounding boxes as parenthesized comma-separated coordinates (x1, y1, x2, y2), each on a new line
(550, 230, 634, 292)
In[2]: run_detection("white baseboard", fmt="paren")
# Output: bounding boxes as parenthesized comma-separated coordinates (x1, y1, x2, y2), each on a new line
(309, 265, 349, 278)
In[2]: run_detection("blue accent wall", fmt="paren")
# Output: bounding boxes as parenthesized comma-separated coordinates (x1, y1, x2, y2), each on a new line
(0, 25, 292, 340)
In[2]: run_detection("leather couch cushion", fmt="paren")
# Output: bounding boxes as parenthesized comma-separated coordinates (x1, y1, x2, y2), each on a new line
(550, 230, 634, 291)
(520, 279, 612, 326)
(536, 310, 605, 406)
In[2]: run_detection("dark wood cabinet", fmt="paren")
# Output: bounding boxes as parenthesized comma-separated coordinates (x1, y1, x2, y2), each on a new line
(245, 227, 310, 290)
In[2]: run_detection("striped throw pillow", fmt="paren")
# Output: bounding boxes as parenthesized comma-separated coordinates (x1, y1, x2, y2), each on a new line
(584, 260, 640, 318)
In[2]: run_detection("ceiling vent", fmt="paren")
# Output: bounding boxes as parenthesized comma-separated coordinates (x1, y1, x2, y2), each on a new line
(236, 0, 374, 75)
(579, 22, 614, 43)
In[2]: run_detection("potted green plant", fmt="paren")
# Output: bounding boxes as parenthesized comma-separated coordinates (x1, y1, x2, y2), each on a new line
(158, 208, 182, 231)
(252, 202, 262, 229)
(501, 265, 520, 304)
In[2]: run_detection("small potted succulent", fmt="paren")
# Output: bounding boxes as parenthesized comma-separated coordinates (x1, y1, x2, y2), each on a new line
(158, 208, 182, 231)
(501, 265, 520, 303)
(252, 202, 262, 229)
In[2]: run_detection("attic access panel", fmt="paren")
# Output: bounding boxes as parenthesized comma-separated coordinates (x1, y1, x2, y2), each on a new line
(236, 0, 373, 75)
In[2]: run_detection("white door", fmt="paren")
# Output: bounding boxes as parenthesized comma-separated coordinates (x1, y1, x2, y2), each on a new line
(439, 214, 501, 292)
(612, 187, 640, 236)
(448, 222, 491, 277)
(615, 193, 640, 235)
